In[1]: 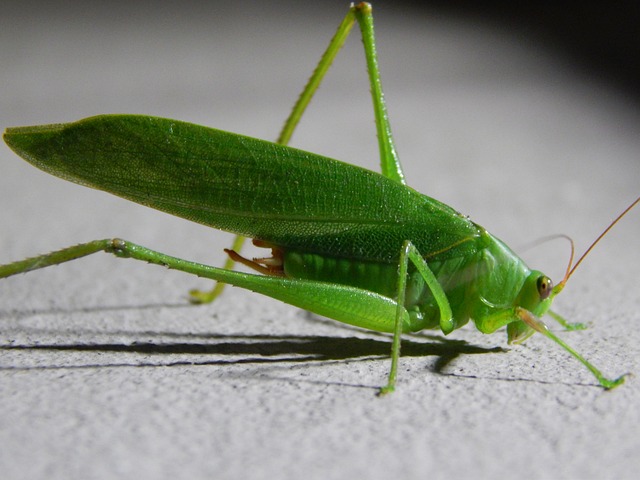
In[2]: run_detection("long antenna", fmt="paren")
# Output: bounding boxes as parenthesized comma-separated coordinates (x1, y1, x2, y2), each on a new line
(555, 196, 640, 293)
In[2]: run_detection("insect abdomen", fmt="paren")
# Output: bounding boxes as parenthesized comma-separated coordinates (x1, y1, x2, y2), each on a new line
(283, 251, 399, 299)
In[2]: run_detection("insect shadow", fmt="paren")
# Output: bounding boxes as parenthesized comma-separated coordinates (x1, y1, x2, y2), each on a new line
(1, 326, 504, 377)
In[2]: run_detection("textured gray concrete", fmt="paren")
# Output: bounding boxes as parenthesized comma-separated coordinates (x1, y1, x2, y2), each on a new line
(1, 2, 639, 479)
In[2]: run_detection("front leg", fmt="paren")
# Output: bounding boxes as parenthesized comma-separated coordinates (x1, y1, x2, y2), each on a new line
(380, 240, 453, 395)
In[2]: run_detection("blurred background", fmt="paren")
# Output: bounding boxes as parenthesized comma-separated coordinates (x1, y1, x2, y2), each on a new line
(413, 0, 640, 100)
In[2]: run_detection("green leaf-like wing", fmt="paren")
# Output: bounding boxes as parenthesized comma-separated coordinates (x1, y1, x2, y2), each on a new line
(4, 115, 482, 262)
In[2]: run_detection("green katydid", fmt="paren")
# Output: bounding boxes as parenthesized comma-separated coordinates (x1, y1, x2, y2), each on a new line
(0, 3, 636, 394)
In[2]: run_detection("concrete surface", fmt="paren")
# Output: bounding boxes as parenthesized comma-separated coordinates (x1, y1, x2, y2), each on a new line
(1, 1, 639, 479)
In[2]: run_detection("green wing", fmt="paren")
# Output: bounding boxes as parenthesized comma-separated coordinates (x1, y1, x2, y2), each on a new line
(4, 115, 481, 262)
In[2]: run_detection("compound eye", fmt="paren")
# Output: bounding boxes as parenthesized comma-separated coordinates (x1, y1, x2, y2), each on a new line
(537, 275, 553, 300)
